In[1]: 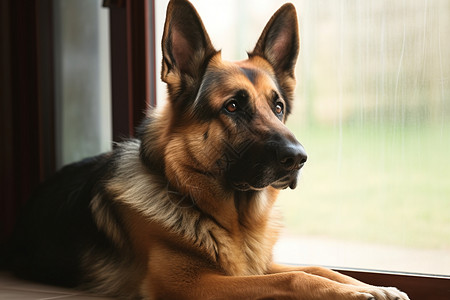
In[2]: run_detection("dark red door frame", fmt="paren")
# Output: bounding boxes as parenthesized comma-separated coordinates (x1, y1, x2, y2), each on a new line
(105, 0, 155, 142)
(0, 0, 55, 242)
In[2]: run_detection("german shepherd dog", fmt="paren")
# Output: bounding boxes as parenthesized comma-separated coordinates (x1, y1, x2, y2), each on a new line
(9, 0, 409, 299)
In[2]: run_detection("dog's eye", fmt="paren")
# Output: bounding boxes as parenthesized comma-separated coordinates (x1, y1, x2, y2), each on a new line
(275, 102, 284, 115)
(225, 100, 239, 113)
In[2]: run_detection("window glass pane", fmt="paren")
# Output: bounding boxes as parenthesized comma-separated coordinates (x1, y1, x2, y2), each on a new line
(54, 0, 111, 168)
(155, 0, 450, 276)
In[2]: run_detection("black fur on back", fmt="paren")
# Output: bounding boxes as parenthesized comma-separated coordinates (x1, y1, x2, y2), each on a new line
(7, 153, 115, 287)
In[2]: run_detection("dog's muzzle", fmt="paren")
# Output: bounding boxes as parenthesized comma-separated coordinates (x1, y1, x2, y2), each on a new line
(227, 134, 307, 191)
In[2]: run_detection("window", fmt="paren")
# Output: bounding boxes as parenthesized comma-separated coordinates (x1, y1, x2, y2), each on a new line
(155, 0, 450, 277)
(53, 0, 112, 167)
(275, 0, 450, 277)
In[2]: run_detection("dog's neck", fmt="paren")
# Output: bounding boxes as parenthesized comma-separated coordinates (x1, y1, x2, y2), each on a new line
(171, 170, 279, 236)
(163, 176, 281, 276)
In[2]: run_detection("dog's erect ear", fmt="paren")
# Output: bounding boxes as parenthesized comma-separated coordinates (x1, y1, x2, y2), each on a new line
(251, 3, 299, 78)
(161, 0, 217, 86)
(250, 3, 299, 112)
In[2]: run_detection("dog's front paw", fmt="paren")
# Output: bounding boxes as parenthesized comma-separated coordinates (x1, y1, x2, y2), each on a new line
(362, 286, 410, 300)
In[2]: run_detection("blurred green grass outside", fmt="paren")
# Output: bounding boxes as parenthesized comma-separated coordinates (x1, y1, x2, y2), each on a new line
(278, 121, 450, 250)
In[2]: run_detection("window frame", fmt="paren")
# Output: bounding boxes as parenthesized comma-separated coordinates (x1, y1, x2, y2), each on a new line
(105, 0, 155, 141)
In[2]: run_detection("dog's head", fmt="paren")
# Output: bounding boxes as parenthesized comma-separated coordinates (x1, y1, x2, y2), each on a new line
(156, 0, 306, 194)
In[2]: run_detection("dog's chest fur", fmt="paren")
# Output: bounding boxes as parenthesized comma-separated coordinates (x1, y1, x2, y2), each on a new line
(205, 192, 281, 276)
(99, 140, 280, 277)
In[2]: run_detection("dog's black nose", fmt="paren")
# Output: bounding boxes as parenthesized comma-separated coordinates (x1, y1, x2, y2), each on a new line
(278, 142, 307, 170)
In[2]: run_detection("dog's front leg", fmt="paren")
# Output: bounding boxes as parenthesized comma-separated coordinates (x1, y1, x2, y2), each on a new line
(270, 264, 367, 286)
(142, 252, 409, 300)
(269, 264, 410, 300)
(184, 272, 401, 300)
(146, 271, 404, 300)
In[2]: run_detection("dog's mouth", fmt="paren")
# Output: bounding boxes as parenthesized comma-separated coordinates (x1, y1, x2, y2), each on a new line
(271, 174, 299, 190)
(231, 171, 300, 191)
(232, 182, 254, 191)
